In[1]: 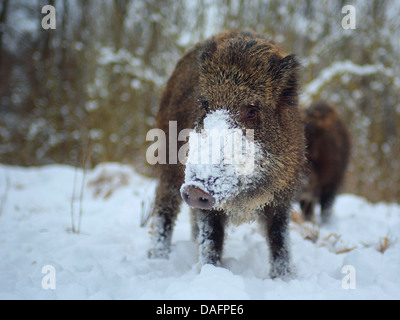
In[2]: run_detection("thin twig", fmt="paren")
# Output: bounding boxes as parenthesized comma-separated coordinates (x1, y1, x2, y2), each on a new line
(77, 139, 92, 234)
(0, 172, 10, 216)
(70, 166, 78, 233)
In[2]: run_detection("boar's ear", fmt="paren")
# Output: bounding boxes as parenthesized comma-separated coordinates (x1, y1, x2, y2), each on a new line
(199, 40, 218, 64)
(272, 54, 300, 108)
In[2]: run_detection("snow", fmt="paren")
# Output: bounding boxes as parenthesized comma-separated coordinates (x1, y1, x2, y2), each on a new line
(300, 60, 400, 106)
(1, 163, 400, 300)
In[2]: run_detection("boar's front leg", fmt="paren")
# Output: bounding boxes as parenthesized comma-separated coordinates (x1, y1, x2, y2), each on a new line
(194, 208, 227, 266)
(261, 204, 294, 279)
(148, 179, 182, 259)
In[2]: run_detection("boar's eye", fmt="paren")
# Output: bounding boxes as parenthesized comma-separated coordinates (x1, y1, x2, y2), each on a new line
(242, 105, 259, 122)
(200, 99, 209, 112)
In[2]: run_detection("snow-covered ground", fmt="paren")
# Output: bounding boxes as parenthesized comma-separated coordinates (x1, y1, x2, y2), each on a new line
(0, 163, 399, 300)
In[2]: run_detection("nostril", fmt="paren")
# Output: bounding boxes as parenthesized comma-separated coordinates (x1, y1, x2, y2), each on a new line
(181, 185, 216, 209)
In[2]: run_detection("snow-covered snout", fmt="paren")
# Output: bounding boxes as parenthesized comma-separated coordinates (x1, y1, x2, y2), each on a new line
(180, 109, 259, 210)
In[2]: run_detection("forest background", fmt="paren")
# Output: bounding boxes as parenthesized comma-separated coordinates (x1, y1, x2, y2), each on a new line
(0, 0, 399, 203)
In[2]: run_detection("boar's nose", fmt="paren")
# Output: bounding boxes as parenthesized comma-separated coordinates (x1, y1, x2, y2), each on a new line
(181, 185, 216, 209)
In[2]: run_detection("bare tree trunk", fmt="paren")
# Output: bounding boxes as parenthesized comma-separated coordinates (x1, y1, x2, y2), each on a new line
(41, 0, 55, 60)
(113, 0, 130, 50)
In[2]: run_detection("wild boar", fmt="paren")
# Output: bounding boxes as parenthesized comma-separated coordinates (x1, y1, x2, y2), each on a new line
(148, 30, 306, 278)
(299, 101, 351, 223)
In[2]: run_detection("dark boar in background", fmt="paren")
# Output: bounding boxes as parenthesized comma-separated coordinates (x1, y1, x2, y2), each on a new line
(300, 101, 351, 223)
(148, 31, 306, 278)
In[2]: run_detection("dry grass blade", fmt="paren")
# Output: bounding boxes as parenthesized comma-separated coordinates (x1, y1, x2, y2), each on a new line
(377, 236, 393, 254)
(291, 209, 304, 225)
(304, 225, 320, 243)
(140, 198, 154, 228)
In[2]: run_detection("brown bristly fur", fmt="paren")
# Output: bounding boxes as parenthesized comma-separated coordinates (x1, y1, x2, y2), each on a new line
(299, 101, 351, 223)
(149, 30, 306, 279)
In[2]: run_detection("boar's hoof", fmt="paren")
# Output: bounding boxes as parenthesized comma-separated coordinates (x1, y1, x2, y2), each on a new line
(181, 185, 216, 209)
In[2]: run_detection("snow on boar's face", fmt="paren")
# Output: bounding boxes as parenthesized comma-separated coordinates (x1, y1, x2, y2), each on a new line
(180, 34, 305, 222)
